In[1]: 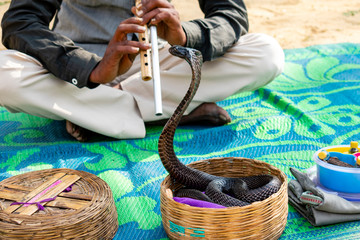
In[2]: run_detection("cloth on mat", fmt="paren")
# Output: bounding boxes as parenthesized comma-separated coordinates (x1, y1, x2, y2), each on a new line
(289, 167, 360, 226)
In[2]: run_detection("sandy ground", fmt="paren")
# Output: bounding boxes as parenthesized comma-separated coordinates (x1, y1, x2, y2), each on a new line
(172, 0, 360, 49)
(0, 0, 359, 50)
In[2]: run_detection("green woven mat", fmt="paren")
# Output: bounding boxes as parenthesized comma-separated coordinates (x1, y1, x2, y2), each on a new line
(1, 42, 360, 239)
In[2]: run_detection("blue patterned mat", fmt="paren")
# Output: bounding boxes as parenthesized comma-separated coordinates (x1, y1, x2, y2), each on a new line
(1, 43, 360, 239)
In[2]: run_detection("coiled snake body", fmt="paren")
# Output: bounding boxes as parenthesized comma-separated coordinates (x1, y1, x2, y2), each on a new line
(158, 45, 281, 207)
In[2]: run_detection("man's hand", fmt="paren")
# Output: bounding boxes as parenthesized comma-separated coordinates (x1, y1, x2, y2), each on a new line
(132, 0, 186, 46)
(89, 17, 151, 84)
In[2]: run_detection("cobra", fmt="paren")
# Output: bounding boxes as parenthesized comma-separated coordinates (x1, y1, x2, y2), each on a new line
(158, 45, 281, 207)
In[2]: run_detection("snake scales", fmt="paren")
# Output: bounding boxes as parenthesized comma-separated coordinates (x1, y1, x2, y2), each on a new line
(158, 45, 281, 207)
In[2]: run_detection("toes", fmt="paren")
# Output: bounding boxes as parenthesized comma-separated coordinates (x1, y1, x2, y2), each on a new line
(212, 105, 231, 125)
(180, 102, 232, 126)
(65, 121, 89, 142)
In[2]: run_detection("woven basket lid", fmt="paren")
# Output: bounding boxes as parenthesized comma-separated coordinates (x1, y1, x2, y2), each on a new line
(0, 168, 118, 239)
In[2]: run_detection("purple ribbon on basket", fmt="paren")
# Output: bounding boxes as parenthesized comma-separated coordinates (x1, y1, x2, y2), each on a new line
(64, 185, 73, 192)
(10, 182, 73, 211)
(11, 197, 57, 211)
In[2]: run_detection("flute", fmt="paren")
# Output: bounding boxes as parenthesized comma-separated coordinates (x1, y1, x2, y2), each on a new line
(135, 0, 163, 116)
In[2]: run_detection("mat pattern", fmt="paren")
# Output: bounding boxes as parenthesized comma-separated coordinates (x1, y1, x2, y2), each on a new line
(1, 43, 360, 239)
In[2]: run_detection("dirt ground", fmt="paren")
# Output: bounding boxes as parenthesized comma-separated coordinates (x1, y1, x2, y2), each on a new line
(172, 0, 360, 49)
(0, 0, 359, 50)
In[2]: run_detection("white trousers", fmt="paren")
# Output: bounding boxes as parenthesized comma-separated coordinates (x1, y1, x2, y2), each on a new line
(0, 33, 284, 139)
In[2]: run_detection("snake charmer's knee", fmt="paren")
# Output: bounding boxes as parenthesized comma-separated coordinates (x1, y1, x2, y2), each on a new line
(251, 33, 285, 83)
(0, 50, 34, 110)
(0, 49, 62, 118)
(228, 33, 285, 90)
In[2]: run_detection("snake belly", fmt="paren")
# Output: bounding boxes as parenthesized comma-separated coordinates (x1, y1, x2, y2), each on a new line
(158, 45, 281, 207)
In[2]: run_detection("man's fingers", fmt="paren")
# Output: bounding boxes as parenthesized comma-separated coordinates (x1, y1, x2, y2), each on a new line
(107, 44, 138, 59)
(147, 9, 177, 25)
(115, 45, 140, 55)
(141, 0, 173, 14)
(113, 17, 148, 42)
(110, 41, 150, 58)
(139, 5, 180, 27)
(113, 24, 146, 42)
(137, 0, 174, 22)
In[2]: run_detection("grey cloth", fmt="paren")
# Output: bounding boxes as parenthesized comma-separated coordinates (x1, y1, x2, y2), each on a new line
(53, 0, 134, 57)
(288, 167, 360, 226)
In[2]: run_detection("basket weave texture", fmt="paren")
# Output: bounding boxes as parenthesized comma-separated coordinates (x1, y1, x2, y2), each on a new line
(160, 157, 288, 240)
(0, 168, 118, 239)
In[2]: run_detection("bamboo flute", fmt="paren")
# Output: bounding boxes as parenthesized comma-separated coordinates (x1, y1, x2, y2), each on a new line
(135, 0, 163, 116)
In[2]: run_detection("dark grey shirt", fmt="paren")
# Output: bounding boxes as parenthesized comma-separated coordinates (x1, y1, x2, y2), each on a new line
(1, 0, 248, 88)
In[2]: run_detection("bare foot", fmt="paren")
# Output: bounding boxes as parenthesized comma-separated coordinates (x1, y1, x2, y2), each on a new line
(65, 84, 123, 141)
(180, 102, 231, 126)
(65, 120, 91, 142)
(112, 83, 122, 90)
(147, 102, 232, 126)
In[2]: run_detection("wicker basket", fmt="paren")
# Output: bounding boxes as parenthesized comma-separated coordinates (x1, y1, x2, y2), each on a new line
(0, 168, 118, 239)
(160, 157, 288, 240)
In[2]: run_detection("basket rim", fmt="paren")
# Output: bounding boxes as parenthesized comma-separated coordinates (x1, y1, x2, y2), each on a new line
(160, 157, 288, 211)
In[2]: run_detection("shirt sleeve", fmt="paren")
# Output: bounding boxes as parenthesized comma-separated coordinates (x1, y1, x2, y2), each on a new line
(181, 0, 249, 62)
(1, 0, 101, 88)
